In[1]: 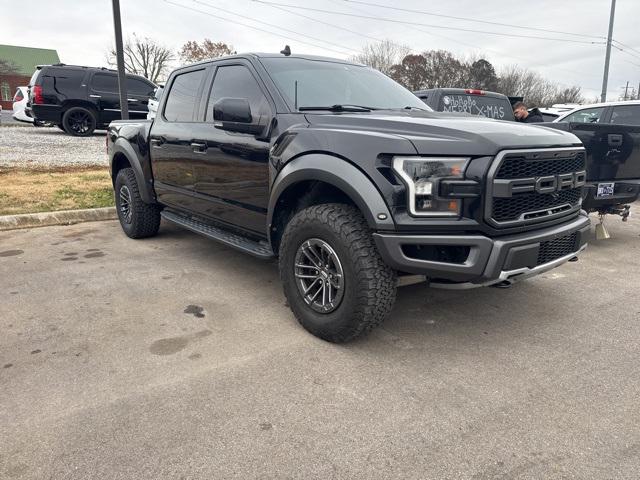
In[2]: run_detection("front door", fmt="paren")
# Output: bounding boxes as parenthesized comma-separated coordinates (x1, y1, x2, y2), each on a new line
(89, 72, 121, 125)
(189, 62, 273, 235)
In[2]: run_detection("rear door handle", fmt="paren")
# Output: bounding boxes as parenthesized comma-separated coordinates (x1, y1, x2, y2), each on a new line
(89, 94, 101, 98)
(150, 137, 164, 147)
(608, 133, 623, 147)
(127, 98, 138, 102)
(191, 142, 207, 153)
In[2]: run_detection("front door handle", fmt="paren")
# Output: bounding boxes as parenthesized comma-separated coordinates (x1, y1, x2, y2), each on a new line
(127, 98, 138, 102)
(89, 94, 101, 98)
(191, 142, 207, 153)
(608, 133, 623, 147)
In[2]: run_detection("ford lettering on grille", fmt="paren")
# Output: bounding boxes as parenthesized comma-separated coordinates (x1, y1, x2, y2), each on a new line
(493, 171, 587, 198)
(485, 148, 586, 227)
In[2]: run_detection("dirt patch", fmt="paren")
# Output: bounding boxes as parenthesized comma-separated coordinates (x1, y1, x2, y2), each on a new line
(0, 167, 114, 215)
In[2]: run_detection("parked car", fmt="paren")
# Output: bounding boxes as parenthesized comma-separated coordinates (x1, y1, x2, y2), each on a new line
(26, 64, 156, 136)
(108, 52, 589, 343)
(12, 86, 33, 123)
(553, 100, 640, 124)
(545, 101, 640, 220)
(414, 88, 515, 121)
(146, 85, 163, 120)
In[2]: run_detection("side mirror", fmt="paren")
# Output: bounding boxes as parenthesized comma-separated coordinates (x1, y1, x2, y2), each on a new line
(213, 97, 263, 135)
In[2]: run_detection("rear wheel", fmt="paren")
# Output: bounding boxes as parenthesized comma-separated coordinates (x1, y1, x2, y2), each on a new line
(114, 168, 161, 239)
(62, 107, 96, 136)
(279, 204, 397, 343)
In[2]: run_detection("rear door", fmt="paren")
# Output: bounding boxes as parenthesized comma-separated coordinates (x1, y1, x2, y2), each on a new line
(149, 66, 208, 209)
(600, 104, 640, 180)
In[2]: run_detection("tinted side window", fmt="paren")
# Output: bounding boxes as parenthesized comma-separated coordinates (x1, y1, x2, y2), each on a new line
(92, 73, 118, 93)
(206, 65, 270, 123)
(49, 68, 84, 92)
(562, 107, 604, 123)
(609, 105, 640, 125)
(126, 77, 154, 96)
(164, 69, 205, 122)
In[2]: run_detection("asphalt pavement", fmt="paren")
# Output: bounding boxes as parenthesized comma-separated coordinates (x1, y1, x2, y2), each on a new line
(1, 214, 639, 479)
(1, 109, 19, 125)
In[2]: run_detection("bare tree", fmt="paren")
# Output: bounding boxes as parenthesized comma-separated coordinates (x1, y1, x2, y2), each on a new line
(108, 34, 175, 83)
(179, 39, 236, 65)
(351, 40, 411, 76)
(390, 50, 468, 90)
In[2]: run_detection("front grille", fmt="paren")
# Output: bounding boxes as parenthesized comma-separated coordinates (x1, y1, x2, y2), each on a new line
(537, 232, 578, 265)
(487, 149, 586, 227)
(492, 188, 582, 222)
(496, 152, 585, 179)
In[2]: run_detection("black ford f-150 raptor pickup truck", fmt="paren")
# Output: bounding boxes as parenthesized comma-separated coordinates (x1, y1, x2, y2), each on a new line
(107, 52, 590, 342)
(544, 103, 640, 224)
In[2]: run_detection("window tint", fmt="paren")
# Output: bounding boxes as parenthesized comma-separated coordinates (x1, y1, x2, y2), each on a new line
(126, 77, 154, 96)
(92, 73, 118, 93)
(561, 107, 604, 123)
(207, 65, 270, 123)
(609, 105, 640, 125)
(50, 69, 84, 92)
(164, 69, 205, 122)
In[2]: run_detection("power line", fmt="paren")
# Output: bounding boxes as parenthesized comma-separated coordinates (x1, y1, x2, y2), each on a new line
(251, 0, 607, 45)
(340, 0, 605, 40)
(191, 0, 359, 55)
(611, 43, 640, 63)
(329, 0, 603, 85)
(163, 0, 356, 57)
(612, 39, 640, 57)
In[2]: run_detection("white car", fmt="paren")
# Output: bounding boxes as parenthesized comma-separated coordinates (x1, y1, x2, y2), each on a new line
(12, 86, 34, 123)
(553, 100, 640, 124)
(147, 85, 163, 120)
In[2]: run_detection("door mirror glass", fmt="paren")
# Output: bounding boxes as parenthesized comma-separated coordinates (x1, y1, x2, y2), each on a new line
(214, 97, 252, 123)
(213, 97, 262, 134)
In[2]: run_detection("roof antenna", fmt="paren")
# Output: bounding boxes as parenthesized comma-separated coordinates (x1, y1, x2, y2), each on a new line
(280, 45, 291, 56)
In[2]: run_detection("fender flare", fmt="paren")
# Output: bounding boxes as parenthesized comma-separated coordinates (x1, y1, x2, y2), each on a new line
(110, 138, 155, 203)
(268, 153, 395, 231)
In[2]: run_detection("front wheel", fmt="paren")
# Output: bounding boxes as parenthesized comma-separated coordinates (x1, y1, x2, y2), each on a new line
(114, 168, 161, 239)
(279, 204, 397, 343)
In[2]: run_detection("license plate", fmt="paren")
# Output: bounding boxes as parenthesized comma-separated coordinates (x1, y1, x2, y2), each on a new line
(597, 182, 615, 197)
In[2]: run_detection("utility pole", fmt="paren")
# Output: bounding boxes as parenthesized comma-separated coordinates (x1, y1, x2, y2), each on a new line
(600, 0, 616, 103)
(623, 81, 630, 100)
(111, 0, 129, 120)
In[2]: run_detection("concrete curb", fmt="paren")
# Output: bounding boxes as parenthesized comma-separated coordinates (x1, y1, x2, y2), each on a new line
(0, 207, 117, 231)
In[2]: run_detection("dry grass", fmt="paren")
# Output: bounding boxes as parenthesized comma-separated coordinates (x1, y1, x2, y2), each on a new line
(0, 167, 114, 215)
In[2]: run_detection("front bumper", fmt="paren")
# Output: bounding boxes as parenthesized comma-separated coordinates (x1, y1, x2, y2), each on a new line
(374, 213, 590, 288)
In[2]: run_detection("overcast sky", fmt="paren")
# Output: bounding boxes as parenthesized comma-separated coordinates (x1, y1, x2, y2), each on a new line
(2, 0, 639, 101)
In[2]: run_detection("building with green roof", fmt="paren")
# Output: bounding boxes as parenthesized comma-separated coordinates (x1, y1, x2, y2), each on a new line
(0, 44, 60, 109)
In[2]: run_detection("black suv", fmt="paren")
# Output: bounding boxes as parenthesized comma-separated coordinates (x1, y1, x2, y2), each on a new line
(27, 64, 156, 136)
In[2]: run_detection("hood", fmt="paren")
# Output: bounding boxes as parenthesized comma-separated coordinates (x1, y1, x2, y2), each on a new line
(304, 110, 581, 156)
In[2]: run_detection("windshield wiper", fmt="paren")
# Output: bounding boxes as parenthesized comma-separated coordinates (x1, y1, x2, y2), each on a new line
(298, 104, 376, 112)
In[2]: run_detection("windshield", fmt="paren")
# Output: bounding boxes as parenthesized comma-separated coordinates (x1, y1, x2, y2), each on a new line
(260, 57, 430, 112)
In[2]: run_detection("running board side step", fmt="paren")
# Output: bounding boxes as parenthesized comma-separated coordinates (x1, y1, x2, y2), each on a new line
(161, 210, 274, 259)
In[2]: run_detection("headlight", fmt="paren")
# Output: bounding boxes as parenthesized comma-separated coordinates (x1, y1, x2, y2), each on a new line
(393, 156, 469, 216)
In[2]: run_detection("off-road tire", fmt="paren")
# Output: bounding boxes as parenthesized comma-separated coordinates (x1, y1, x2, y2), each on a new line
(62, 106, 97, 136)
(279, 203, 397, 342)
(114, 168, 161, 239)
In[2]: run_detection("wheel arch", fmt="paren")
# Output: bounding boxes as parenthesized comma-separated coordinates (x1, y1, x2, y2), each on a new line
(268, 153, 394, 254)
(110, 140, 155, 203)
